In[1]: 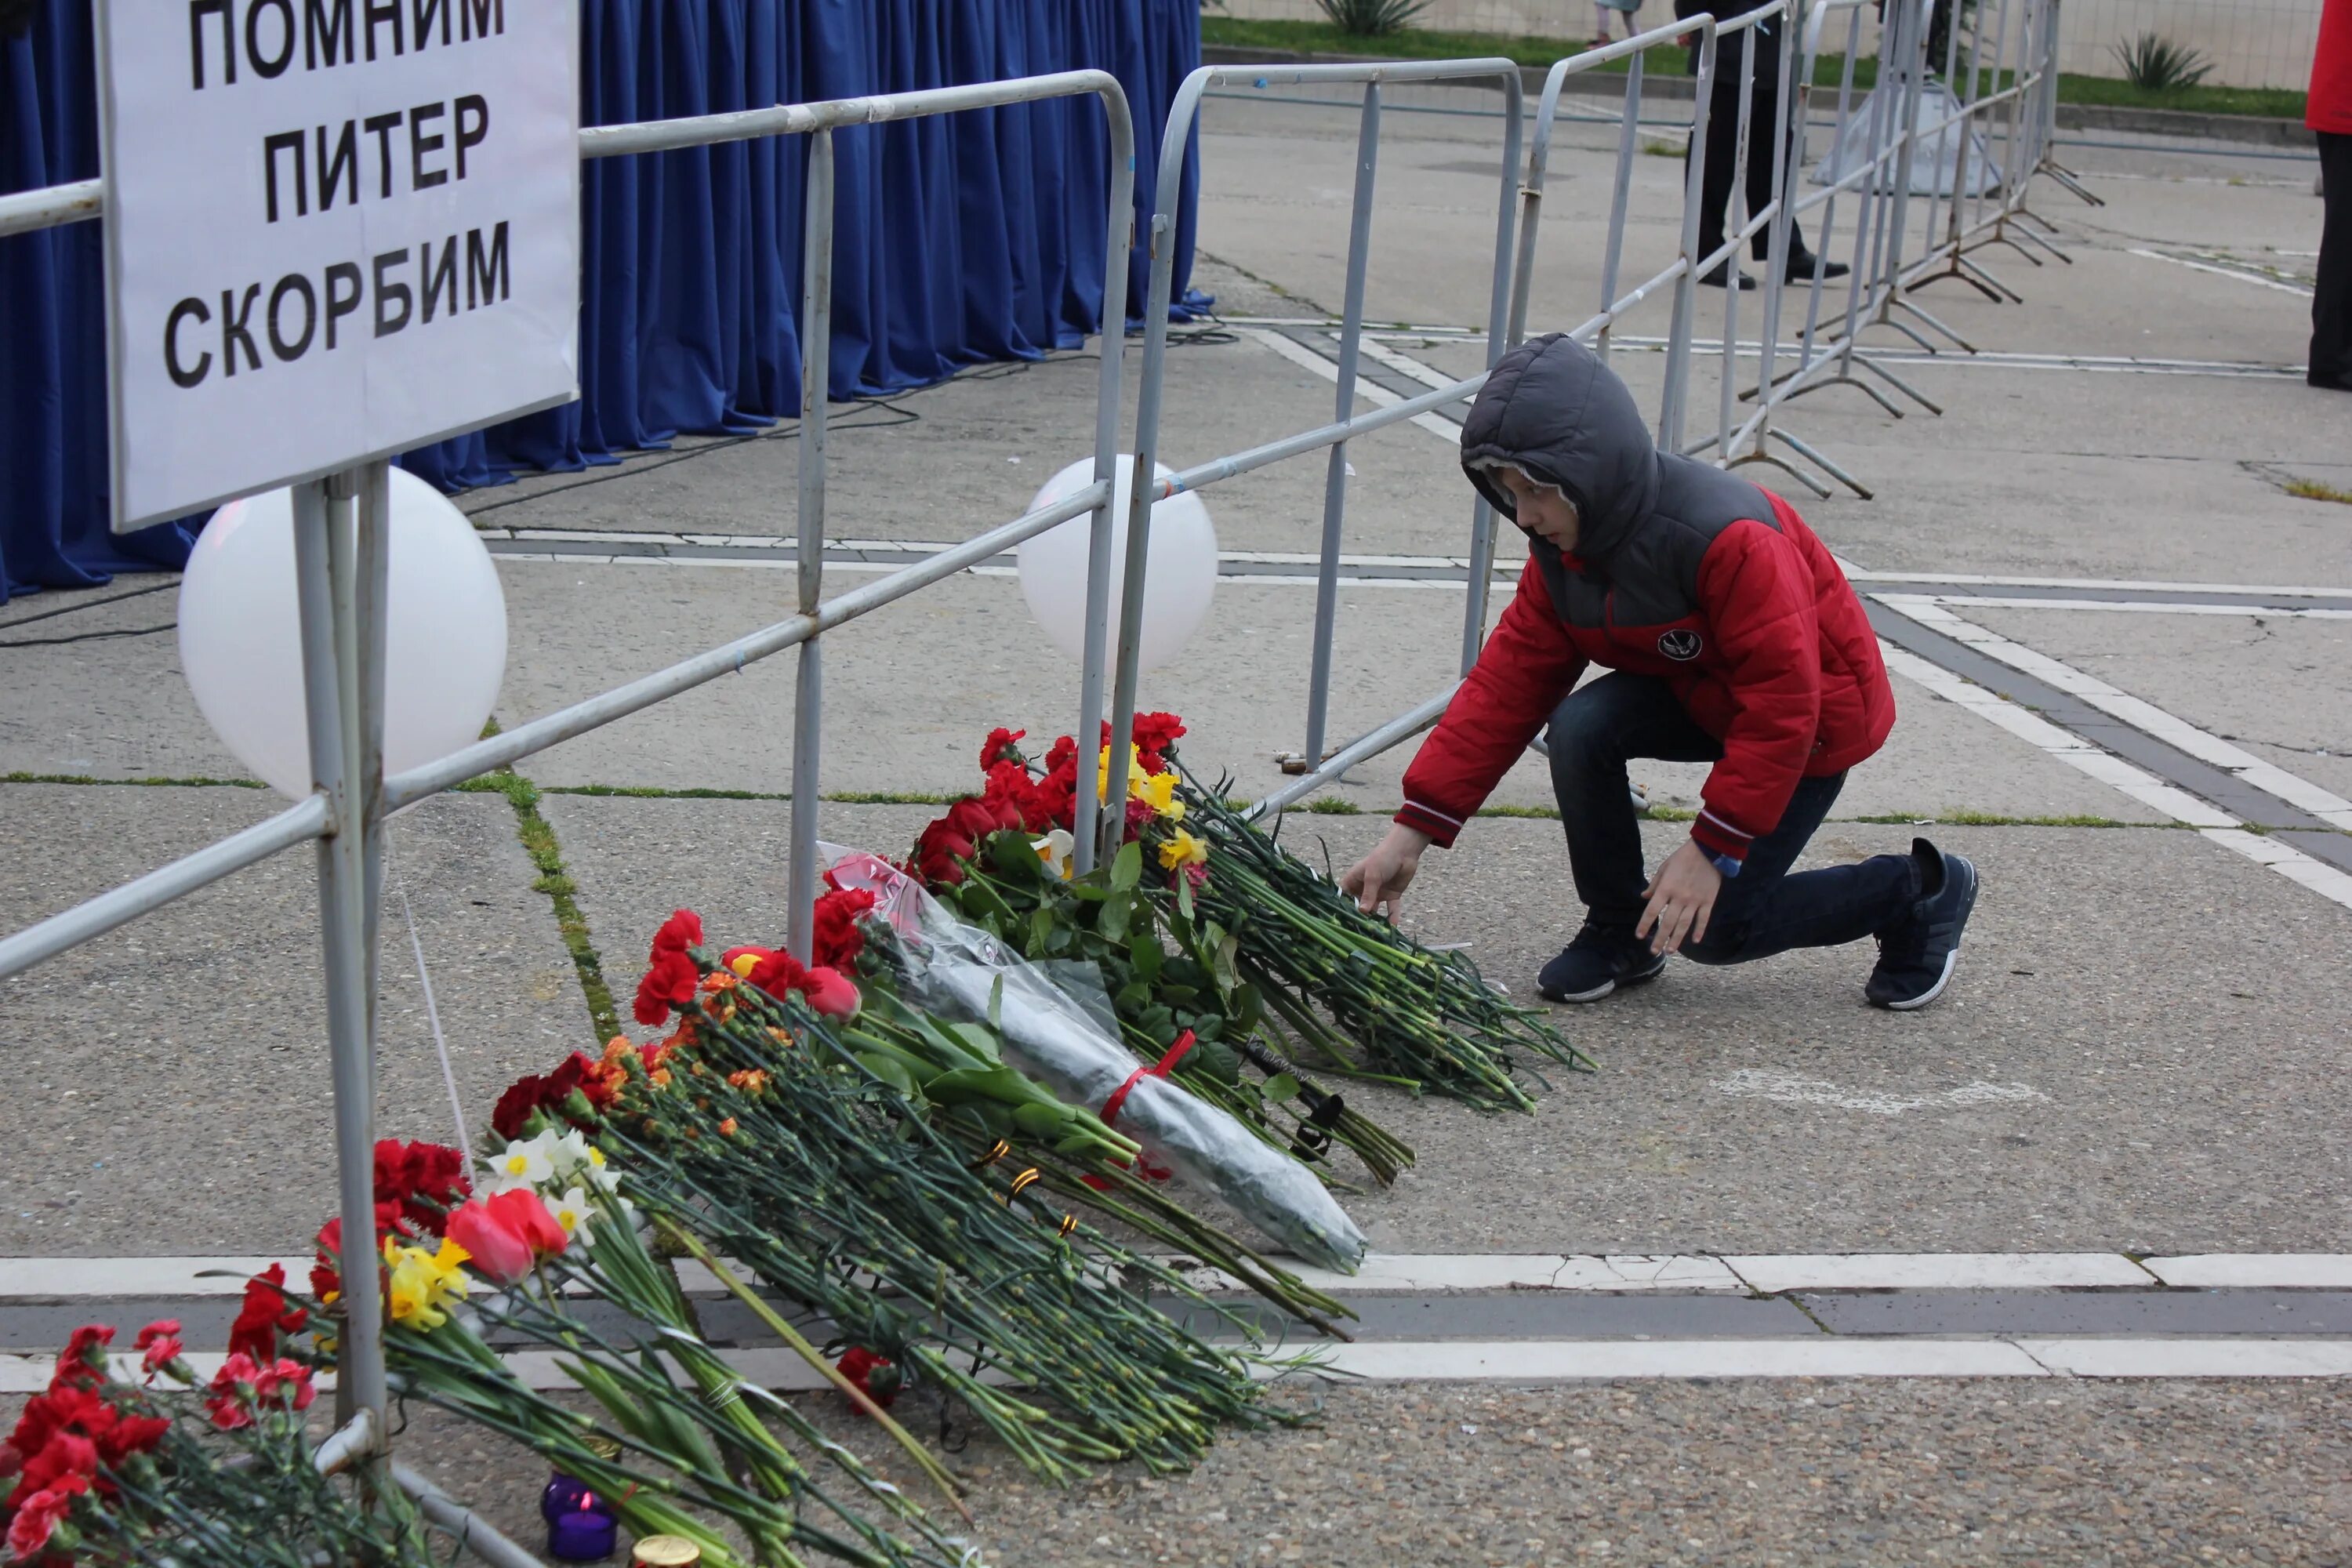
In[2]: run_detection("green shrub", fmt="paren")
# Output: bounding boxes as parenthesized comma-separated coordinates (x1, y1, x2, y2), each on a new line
(2109, 31, 2214, 93)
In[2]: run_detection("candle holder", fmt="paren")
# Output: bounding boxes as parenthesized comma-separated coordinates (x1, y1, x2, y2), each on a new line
(541, 1437, 623, 1562)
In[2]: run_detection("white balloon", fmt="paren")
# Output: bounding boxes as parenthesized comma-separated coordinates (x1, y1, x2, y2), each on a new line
(1017, 456, 1217, 675)
(178, 468, 509, 800)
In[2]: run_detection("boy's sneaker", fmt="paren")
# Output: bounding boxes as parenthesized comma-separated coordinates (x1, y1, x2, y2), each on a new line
(1539, 923, 1667, 1004)
(1866, 839, 1980, 1011)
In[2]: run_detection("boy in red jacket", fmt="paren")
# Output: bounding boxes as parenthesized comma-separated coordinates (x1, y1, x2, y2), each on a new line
(1341, 334, 1980, 1009)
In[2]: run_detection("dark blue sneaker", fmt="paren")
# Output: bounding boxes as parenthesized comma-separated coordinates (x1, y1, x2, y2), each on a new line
(1539, 922, 1668, 1004)
(1866, 840, 1980, 1011)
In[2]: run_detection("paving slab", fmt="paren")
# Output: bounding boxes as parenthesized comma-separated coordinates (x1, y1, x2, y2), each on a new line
(543, 796, 2352, 1257)
(1962, 604, 2352, 806)
(372, 1377, 2352, 1567)
(0, 784, 585, 1256)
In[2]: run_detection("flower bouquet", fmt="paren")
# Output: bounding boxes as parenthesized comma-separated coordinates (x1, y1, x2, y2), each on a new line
(1, 1312, 430, 1567)
(902, 721, 1414, 1188)
(306, 1137, 982, 1568)
(502, 953, 1310, 1485)
(1177, 775, 1595, 1112)
(619, 908, 1352, 1330)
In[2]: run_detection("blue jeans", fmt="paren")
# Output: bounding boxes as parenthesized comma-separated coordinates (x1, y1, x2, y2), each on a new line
(1546, 673, 1920, 964)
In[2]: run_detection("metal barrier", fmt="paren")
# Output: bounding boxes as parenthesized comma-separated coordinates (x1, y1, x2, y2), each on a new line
(0, 67, 1139, 1558)
(1123, 0, 2092, 822)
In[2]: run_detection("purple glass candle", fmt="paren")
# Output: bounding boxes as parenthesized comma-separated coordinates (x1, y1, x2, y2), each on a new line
(549, 1509, 619, 1561)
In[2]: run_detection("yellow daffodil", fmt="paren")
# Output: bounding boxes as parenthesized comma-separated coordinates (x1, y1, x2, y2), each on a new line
(383, 1235, 470, 1331)
(1033, 829, 1076, 880)
(1157, 827, 1208, 871)
(1134, 770, 1185, 822)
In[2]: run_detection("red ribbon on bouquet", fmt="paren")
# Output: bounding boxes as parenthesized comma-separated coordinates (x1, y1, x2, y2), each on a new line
(1083, 1029, 1196, 1187)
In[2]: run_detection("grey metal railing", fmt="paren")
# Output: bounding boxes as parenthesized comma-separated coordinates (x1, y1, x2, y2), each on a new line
(0, 66, 1139, 1565)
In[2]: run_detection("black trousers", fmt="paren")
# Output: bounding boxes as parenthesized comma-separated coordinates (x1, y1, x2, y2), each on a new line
(1686, 38, 1813, 266)
(2315, 132, 2352, 390)
(1546, 673, 1919, 964)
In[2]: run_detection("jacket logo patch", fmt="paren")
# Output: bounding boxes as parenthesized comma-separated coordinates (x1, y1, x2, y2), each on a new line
(1657, 629, 1704, 662)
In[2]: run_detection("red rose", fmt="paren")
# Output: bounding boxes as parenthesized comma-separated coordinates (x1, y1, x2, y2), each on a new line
(979, 727, 1026, 772)
(227, 1266, 306, 1364)
(633, 949, 701, 1025)
(651, 909, 704, 956)
(810, 885, 877, 971)
(5, 1474, 87, 1560)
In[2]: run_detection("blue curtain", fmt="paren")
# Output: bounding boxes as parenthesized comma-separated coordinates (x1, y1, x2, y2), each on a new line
(0, 0, 1203, 600)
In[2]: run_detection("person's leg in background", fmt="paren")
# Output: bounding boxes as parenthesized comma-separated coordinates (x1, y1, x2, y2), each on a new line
(1540, 674, 1724, 1000)
(2314, 132, 2352, 391)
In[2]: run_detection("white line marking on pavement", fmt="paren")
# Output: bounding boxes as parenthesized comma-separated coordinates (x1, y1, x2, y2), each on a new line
(1240, 328, 1465, 444)
(1893, 595, 2352, 620)
(1181, 1254, 1749, 1295)
(2020, 1338, 2352, 1378)
(1845, 568, 2352, 600)
(14, 1338, 2350, 1392)
(1307, 1340, 2054, 1381)
(1712, 1069, 2047, 1117)
(1725, 1254, 2156, 1293)
(2125, 247, 2316, 297)
(1879, 594, 2352, 833)
(0, 1258, 307, 1301)
(1352, 333, 1470, 396)
(1878, 642, 2236, 826)
(2142, 1255, 2352, 1289)
(1878, 639, 2352, 913)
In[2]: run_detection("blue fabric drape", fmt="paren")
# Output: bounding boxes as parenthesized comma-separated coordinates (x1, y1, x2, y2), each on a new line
(0, 0, 1203, 601)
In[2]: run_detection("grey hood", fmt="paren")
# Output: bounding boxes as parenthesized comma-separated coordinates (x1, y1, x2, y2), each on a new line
(1458, 332, 1661, 568)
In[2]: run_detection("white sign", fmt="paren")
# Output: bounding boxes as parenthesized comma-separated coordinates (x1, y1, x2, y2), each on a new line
(95, 0, 580, 530)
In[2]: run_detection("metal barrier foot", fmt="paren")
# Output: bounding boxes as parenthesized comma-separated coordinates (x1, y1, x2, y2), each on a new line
(1887, 296, 1976, 354)
(2038, 158, 2105, 208)
(1857, 354, 1943, 416)
(1769, 428, 1872, 500)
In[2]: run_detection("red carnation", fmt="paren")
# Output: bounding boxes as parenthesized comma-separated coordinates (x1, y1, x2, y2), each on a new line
(1131, 711, 1186, 773)
(49, 1327, 111, 1390)
(980, 727, 1027, 772)
(651, 909, 704, 956)
(1043, 734, 1079, 774)
(633, 949, 701, 1026)
(835, 1346, 899, 1410)
(94, 1412, 168, 1468)
(205, 1355, 263, 1432)
(810, 885, 877, 971)
(375, 1140, 470, 1238)
(7, 1432, 96, 1512)
(5, 1472, 87, 1559)
(227, 1266, 306, 1364)
(491, 1053, 606, 1141)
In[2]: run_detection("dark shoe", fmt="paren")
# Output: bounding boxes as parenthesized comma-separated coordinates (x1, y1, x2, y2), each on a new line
(1539, 923, 1668, 1004)
(2309, 371, 2352, 392)
(1699, 264, 1758, 291)
(1784, 252, 1851, 283)
(1866, 839, 1980, 1011)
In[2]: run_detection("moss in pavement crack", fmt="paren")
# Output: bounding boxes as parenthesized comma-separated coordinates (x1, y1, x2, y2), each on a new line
(469, 732, 621, 1044)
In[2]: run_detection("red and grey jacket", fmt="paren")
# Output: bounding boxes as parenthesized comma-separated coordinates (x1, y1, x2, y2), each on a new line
(1396, 332, 1896, 870)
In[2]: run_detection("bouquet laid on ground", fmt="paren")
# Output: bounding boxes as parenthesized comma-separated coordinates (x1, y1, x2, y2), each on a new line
(0, 1310, 430, 1566)
(1178, 779, 1594, 1112)
(906, 716, 1588, 1118)
(306, 1136, 983, 1568)
(497, 922, 1315, 1485)
(902, 720, 1413, 1185)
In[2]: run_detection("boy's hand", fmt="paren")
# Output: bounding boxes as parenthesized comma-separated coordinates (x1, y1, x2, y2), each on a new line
(1341, 826, 1433, 922)
(1638, 839, 1723, 956)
